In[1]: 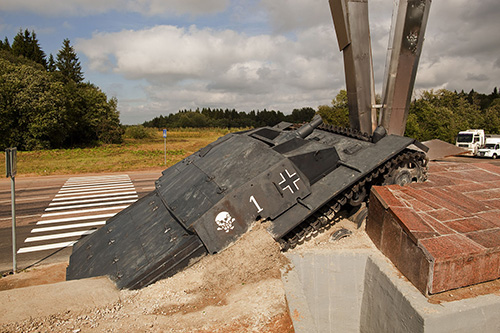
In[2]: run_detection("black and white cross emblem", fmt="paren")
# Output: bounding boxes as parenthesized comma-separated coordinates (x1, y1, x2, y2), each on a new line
(279, 169, 300, 194)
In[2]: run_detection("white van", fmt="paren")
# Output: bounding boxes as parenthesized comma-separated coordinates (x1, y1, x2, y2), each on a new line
(477, 137, 500, 159)
(456, 129, 485, 155)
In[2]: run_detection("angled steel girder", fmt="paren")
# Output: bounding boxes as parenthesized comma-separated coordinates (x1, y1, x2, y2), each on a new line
(380, 0, 432, 136)
(328, 0, 431, 136)
(329, 0, 376, 135)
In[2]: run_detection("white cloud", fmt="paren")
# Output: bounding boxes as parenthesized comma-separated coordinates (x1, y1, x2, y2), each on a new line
(0, 0, 229, 16)
(27, 0, 499, 124)
(414, 0, 500, 93)
(76, 23, 340, 123)
(259, 0, 332, 33)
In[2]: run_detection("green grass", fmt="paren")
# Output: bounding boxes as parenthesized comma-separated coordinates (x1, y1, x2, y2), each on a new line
(0, 128, 244, 177)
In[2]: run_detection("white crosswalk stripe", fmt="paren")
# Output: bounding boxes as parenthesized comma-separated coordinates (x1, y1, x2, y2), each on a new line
(17, 174, 138, 254)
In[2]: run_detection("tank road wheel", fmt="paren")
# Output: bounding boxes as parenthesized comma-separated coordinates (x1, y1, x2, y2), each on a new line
(349, 186, 367, 206)
(383, 151, 428, 186)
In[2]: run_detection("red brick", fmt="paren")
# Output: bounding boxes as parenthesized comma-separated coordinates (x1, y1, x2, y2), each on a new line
(399, 188, 443, 210)
(401, 198, 434, 212)
(455, 170, 500, 183)
(474, 162, 500, 175)
(420, 213, 456, 236)
(466, 189, 500, 201)
(398, 230, 432, 293)
(449, 182, 490, 193)
(424, 187, 488, 214)
(437, 163, 478, 172)
(411, 189, 473, 217)
(478, 251, 500, 280)
(411, 231, 441, 240)
(406, 181, 431, 190)
(433, 172, 474, 185)
(391, 207, 435, 240)
(482, 199, 500, 210)
(391, 190, 413, 201)
(385, 184, 405, 191)
(428, 164, 449, 173)
(372, 160, 500, 294)
(430, 251, 500, 294)
(418, 234, 483, 260)
(426, 174, 459, 187)
(431, 256, 477, 293)
(444, 217, 498, 234)
(426, 208, 463, 223)
(380, 213, 404, 266)
(366, 190, 385, 248)
(466, 229, 500, 249)
(485, 180, 500, 188)
(371, 186, 404, 209)
(477, 211, 500, 227)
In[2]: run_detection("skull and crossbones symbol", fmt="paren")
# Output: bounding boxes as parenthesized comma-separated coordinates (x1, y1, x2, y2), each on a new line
(215, 211, 235, 233)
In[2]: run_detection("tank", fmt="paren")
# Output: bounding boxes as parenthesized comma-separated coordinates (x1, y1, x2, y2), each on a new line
(66, 115, 428, 289)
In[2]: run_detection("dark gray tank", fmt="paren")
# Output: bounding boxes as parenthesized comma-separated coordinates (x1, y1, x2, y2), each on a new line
(66, 116, 428, 289)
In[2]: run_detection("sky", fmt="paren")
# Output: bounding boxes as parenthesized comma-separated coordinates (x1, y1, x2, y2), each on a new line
(1, 0, 499, 124)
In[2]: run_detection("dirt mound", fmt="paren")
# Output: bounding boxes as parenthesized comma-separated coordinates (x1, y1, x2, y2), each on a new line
(1, 223, 293, 332)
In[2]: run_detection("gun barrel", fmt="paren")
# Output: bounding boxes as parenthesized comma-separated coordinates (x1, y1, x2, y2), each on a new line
(297, 115, 323, 139)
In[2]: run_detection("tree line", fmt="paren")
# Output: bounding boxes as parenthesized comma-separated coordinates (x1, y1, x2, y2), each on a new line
(142, 107, 316, 129)
(0, 29, 122, 150)
(318, 88, 500, 143)
(143, 88, 500, 144)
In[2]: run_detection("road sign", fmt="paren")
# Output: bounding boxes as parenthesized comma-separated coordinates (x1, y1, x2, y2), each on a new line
(163, 129, 167, 138)
(5, 147, 17, 178)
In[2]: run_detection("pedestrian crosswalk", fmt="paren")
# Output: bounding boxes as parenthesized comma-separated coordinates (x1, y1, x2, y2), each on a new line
(17, 174, 138, 254)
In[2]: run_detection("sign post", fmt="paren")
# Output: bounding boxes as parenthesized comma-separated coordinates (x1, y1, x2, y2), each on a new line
(163, 129, 167, 166)
(5, 148, 17, 273)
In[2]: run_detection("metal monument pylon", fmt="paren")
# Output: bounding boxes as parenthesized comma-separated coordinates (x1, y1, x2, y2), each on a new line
(328, 0, 432, 136)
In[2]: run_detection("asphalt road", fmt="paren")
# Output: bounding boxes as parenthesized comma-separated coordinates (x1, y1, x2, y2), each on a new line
(0, 170, 163, 274)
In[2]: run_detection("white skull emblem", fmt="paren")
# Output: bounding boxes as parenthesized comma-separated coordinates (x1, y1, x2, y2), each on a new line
(215, 211, 235, 233)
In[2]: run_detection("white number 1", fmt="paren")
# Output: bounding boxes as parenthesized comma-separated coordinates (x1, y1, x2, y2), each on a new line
(250, 195, 264, 213)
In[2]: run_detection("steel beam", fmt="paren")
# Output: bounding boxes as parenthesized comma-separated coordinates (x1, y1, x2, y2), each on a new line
(329, 0, 376, 135)
(380, 0, 432, 136)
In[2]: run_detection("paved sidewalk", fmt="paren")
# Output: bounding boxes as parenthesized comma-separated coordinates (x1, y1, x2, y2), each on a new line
(368, 162, 500, 294)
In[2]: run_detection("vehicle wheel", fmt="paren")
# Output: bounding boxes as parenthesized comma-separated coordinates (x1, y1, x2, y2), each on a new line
(493, 154, 497, 159)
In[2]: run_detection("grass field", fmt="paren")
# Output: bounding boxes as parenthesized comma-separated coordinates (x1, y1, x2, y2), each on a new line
(0, 128, 241, 177)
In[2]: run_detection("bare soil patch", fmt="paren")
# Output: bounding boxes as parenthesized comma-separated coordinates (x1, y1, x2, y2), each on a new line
(1, 224, 293, 332)
(0, 262, 67, 291)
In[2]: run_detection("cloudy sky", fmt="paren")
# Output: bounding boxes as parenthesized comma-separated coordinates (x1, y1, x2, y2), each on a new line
(1, 0, 499, 124)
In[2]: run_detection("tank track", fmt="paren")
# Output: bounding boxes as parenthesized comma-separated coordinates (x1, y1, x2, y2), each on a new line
(318, 123, 372, 142)
(279, 148, 428, 251)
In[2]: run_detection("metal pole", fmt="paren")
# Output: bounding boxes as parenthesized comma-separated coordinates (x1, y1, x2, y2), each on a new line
(163, 129, 167, 166)
(164, 136, 167, 166)
(10, 175, 16, 273)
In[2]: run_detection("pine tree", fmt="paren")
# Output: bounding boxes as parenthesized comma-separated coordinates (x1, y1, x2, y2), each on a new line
(47, 54, 57, 72)
(0, 37, 11, 51)
(11, 29, 47, 68)
(56, 38, 84, 83)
